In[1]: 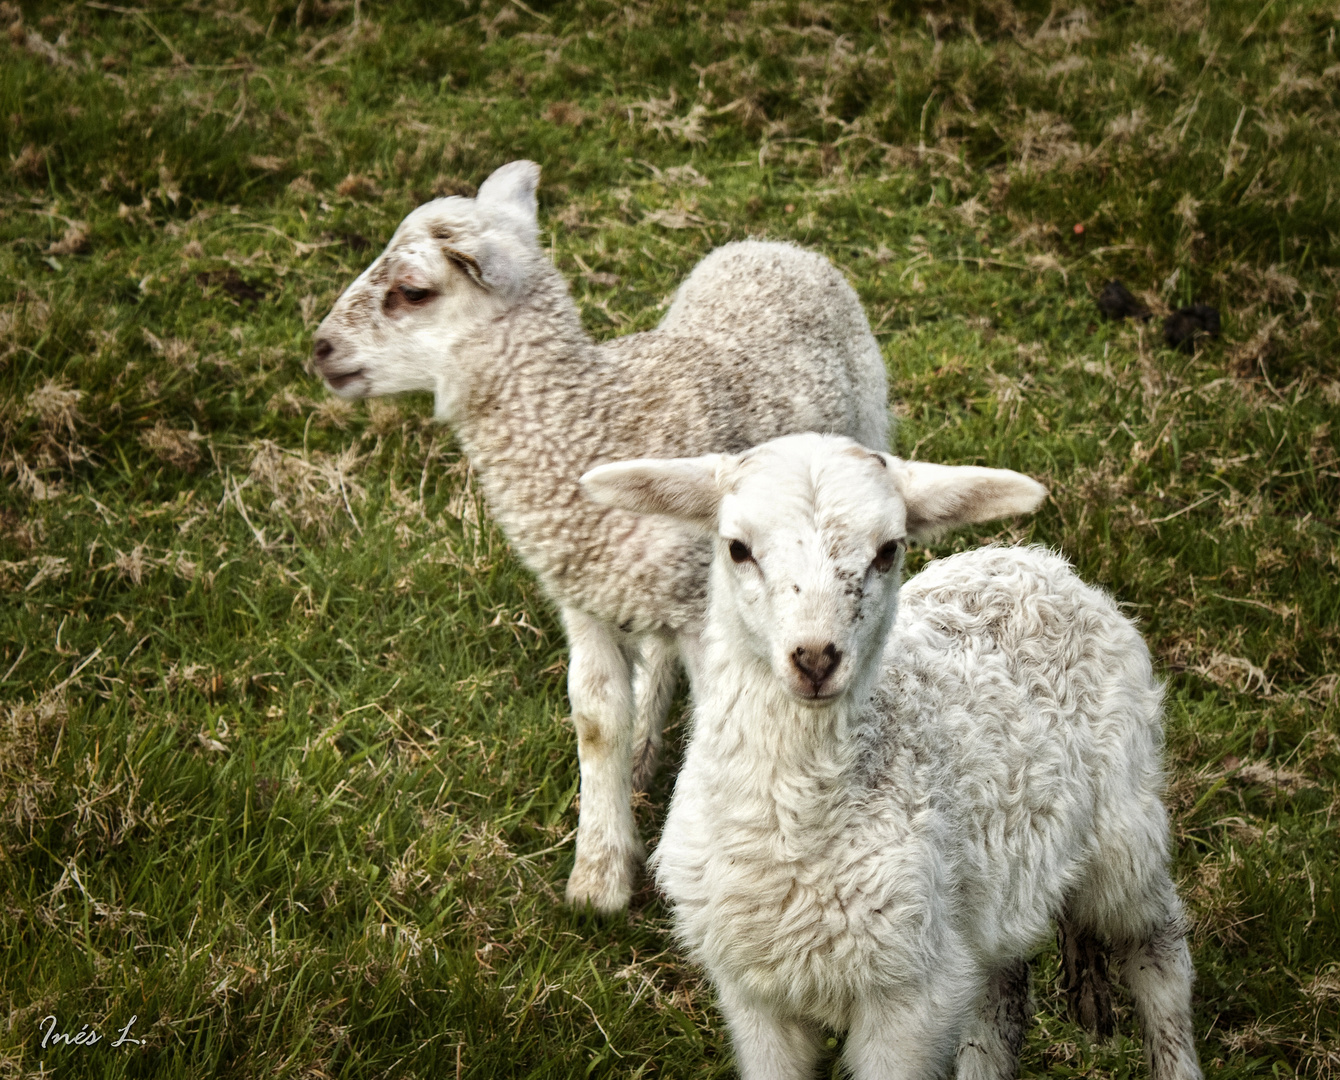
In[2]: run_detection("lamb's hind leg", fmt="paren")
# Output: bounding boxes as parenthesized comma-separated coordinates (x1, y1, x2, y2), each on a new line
(561, 607, 640, 913)
(630, 632, 678, 794)
(956, 960, 1033, 1080)
(1116, 911, 1201, 1080)
(1057, 912, 1115, 1038)
(1073, 859, 1201, 1080)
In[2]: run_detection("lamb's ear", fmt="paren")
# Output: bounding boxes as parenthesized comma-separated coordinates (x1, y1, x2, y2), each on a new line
(429, 162, 538, 296)
(891, 458, 1047, 542)
(477, 161, 540, 229)
(580, 455, 725, 525)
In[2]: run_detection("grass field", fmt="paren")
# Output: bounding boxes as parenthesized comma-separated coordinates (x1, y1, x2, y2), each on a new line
(2, 0, 1338, 1076)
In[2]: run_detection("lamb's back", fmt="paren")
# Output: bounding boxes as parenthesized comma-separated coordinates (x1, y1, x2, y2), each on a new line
(872, 546, 1166, 960)
(655, 240, 889, 450)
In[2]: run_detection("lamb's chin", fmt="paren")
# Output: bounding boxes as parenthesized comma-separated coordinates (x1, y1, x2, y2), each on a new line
(325, 369, 368, 394)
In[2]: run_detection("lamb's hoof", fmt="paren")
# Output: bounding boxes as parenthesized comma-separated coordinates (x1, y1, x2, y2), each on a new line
(565, 847, 638, 914)
(631, 738, 662, 795)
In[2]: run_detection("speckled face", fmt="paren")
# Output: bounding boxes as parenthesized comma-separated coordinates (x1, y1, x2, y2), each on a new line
(580, 435, 1047, 703)
(712, 435, 907, 706)
(309, 160, 542, 423)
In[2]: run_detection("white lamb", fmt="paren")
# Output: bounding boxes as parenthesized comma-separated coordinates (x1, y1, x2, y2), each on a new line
(582, 433, 1201, 1080)
(310, 161, 889, 913)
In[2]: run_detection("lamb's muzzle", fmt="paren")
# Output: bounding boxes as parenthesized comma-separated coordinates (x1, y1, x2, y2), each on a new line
(789, 641, 840, 696)
(311, 336, 367, 393)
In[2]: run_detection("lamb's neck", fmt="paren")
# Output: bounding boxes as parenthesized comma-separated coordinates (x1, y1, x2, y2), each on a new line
(455, 267, 595, 432)
(448, 266, 608, 531)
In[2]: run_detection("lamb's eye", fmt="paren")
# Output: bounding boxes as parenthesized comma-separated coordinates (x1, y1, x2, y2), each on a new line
(871, 539, 903, 573)
(398, 285, 433, 303)
(728, 540, 753, 565)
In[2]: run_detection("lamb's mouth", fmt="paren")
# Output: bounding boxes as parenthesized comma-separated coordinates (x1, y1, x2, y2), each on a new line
(325, 367, 367, 391)
(788, 685, 843, 707)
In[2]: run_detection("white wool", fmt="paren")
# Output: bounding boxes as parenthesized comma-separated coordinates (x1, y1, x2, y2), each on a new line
(312, 162, 890, 913)
(585, 433, 1200, 1080)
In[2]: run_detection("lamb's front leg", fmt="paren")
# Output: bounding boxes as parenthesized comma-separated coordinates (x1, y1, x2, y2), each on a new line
(717, 981, 825, 1080)
(844, 982, 971, 1080)
(562, 607, 640, 913)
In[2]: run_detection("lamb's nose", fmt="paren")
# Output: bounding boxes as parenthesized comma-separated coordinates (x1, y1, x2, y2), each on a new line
(791, 642, 841, 689)
(312, 337, 334, 366)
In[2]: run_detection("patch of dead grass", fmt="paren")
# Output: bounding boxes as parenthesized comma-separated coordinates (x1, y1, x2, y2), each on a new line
(245, 440, 366, 538)
(24, 378, 81, 438)
(0, 689, 66, 832)
(139, 421, 202, 470)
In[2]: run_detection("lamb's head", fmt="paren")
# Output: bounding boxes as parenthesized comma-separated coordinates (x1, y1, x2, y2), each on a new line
(582, 433, 1047, 707)
(311, 160, 545, 418)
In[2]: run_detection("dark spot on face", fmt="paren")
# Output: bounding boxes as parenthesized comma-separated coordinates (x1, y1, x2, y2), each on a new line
(832, 563, 859, 587)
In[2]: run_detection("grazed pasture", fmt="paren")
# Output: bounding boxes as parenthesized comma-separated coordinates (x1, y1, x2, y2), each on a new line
(1, 1, 1337, 1076)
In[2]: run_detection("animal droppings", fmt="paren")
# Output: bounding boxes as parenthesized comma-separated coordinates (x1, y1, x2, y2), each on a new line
(196, 270, 268, 305)
(1163, 304, 1221, 352)
(1096, 279, 1150, 321)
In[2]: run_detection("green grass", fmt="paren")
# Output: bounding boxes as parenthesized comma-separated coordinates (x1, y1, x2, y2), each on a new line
(1, 0, 1337, 1076)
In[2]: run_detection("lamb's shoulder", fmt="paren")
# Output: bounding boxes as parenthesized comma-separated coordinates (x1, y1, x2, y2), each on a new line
(494, 492, 709, 634)
(455, 328, 705, 630)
